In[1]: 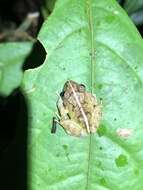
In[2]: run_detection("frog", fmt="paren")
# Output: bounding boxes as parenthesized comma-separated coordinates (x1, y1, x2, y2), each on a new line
(52, 80, 102, 137)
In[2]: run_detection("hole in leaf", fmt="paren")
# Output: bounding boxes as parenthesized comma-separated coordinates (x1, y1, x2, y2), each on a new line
(23, 41, 46, 70)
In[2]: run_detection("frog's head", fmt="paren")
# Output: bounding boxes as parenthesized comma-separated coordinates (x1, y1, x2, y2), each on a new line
(64, 80, 86, 92)
(60, 80, 86, 99)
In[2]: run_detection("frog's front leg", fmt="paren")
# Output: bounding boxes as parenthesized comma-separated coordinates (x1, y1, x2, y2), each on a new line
(57, 96, 69, 120)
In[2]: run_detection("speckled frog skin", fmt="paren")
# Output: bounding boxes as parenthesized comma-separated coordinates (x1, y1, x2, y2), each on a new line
(57, 80, 102, 137)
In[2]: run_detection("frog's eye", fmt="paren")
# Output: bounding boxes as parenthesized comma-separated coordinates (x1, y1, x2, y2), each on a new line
(79, 84, 86, 92)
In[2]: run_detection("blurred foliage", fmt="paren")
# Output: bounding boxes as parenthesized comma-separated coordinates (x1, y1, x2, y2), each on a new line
(42, 0, 57, 19)
(118, 0, 143, 26)
(0, 42, 33, 96)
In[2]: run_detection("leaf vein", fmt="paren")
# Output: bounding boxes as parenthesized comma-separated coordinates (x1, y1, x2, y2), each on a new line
(97, 40, 143, 86)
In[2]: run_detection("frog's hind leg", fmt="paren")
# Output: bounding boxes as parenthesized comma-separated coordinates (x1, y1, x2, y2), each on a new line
(60, 120, 87, 137)
(57, 96, 69, 120)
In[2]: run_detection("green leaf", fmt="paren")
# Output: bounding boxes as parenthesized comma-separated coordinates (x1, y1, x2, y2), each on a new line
(0, 42, 32, 96)
(22, 0, 143, 189)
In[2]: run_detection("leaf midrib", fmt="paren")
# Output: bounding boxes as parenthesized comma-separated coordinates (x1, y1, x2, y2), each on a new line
(85, 0, 95, 189)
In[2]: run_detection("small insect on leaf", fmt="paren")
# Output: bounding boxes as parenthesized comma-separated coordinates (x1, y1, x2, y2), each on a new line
(51, 117, 57, 133)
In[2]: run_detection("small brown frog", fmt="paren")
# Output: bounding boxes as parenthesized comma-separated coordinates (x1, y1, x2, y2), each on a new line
(52, 80, 102, 137)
